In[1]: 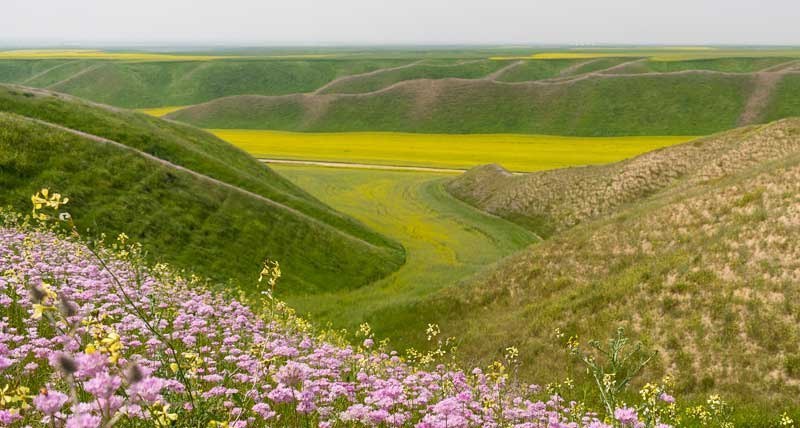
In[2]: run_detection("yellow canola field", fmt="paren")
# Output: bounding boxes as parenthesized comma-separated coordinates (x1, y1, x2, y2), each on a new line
(137, 106, 189, 117)
(210, 129, 697, 172)
(0, 50, 231, 61)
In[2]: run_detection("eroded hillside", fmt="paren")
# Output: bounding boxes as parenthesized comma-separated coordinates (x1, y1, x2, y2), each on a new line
(428, 119, 800, 401)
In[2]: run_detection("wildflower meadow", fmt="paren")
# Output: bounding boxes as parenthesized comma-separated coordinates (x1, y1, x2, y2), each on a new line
(0, 191, 777, 427)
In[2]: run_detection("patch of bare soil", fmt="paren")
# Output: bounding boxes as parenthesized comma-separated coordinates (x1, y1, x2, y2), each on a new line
(738, 72, 784, 126)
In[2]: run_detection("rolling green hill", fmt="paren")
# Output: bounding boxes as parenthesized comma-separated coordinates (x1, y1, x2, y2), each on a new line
(317, 59, 514, 94)
(168, 73, 762, 135)
(0, 59, 409, 108)
(0, 84, 403, 292)
(3, 55, 800, 137)
(420, 119, 800, 406)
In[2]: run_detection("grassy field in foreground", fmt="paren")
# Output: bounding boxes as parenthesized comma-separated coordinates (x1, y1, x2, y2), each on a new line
(274, 165, 537, 342)
(211, 130, 695, 172)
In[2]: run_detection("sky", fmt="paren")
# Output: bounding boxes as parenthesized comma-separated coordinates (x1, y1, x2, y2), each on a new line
(2, 0, 800, 46)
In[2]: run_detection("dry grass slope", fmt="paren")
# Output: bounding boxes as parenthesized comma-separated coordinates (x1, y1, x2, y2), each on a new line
(435, 119, 800, 403)
(447, 120, 800, 233)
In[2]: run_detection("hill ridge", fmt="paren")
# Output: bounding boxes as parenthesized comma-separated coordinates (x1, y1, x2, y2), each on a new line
(446, 118, 800, 234)
(18, 113, 385, 251)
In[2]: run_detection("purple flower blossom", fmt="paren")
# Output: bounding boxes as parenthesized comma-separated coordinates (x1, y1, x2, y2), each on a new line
(659, 392, 675, 404)
(614, 407, 639, 426)
(84, 371, 122, 399)
(128, 377, 166, 403)
(0, 410, 21, 425)
(65, 413, 102, 428)
(252, 402, 276, 419)
(33, 389, 69, 415)
(0, 356, 13, 371)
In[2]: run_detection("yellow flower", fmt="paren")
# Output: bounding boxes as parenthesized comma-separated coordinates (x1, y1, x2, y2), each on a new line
(32, 304, 48, 319)
(154, 403, 178, 426)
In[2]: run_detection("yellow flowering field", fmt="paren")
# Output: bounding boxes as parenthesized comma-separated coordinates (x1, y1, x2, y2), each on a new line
(0, 49, 232, 61)
(210, 129, 695, 172)
(137, 106, 190, 116)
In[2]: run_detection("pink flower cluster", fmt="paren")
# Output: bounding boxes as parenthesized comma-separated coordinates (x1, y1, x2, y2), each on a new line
(0, 227, 658, 427)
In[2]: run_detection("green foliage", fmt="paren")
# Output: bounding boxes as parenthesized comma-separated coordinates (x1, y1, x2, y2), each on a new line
(0, 89, 404, 293)
(566, 327, 657, 417)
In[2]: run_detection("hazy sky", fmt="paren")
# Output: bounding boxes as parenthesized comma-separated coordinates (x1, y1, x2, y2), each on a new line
(3, 0, 800, 46)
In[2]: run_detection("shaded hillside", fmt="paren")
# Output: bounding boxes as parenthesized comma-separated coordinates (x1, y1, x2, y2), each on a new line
(0, 85, 403, 292)
(0, 59, 408, 107)
(168, 73, 764, 135)
(416, 119, 800, 403)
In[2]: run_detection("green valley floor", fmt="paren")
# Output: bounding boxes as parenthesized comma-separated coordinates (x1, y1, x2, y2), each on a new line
(274, 165, 537, 343)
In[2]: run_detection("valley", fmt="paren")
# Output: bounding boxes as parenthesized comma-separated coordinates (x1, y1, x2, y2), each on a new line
(272, 165, 537, 343)
(3, 44, 800, 425)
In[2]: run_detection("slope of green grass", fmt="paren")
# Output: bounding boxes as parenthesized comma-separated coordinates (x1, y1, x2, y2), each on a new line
(271, 165, 536, 340)
(765, 74, 800, 122)
(642, 57, 792, 73)
(562, 57, 635, 75)
(320, 60, 512, 94)
(496, 59, 583, 82)
(172, 74, 754, 136)
(0, 60, 80, 83)
(0, 86, 403, 292)
(0, 59, 410, 108)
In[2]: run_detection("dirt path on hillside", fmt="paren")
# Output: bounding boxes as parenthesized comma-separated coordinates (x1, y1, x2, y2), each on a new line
(16, 114, 385, 251)
(484, 61, 524, 81)
(760, 60, 800, 73)
(46, 64, 104, 89)
(20, 61, 79, 85)
(558, 59, 601, 76)
(312, 60, 423, 94)
(738, 72, 785, 126)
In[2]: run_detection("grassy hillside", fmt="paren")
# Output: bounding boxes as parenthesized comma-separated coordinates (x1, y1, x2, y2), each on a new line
(446, 121, 799, 233)
(428, 119, 800, 405)
(614, 57, 794, 74)
(494, 59, 580, 82)
(170, 73, 757, 135)
(318, 60, 512, 94)
(0, 59, 409, 108)
(0, 85, 403, 292)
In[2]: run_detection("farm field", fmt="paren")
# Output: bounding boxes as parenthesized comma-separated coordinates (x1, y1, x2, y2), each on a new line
(491, 47, 800, 61)
(273, 165, 537, 341)
(211, 129, 695, 171)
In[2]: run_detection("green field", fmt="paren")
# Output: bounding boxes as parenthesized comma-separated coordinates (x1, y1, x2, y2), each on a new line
(273, 165, 537, 341)
(211, 129, 695, 171)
